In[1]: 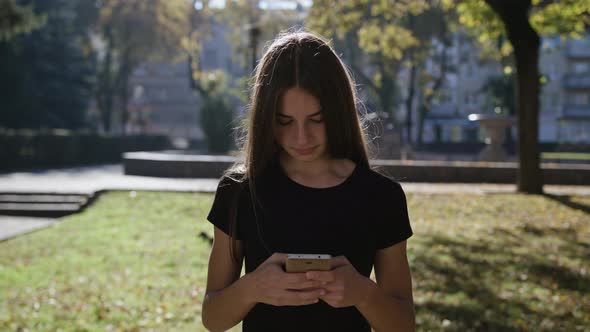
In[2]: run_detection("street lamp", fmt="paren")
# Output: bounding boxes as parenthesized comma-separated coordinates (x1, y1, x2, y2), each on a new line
(249, 23, 260, 71)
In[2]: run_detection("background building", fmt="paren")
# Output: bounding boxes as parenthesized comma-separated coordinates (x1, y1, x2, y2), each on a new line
(559, 35, 590, 142)
(127, 20, 239, 146)
(413, 32, 590, 144)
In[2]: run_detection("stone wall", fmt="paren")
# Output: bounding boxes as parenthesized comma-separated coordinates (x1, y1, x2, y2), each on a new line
(123, 152, 590, 185)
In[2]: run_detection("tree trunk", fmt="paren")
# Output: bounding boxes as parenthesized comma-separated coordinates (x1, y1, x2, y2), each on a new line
(417, 104, 427, 145)
(485, 0, 543, 194)
(116, 54, 132, 136)
(405, 56, 417, 144)
(379, 61, 401, 132)
(119, 76, 129, 135)
(418, 40, 448, 145)
(97, 28, 114, 133)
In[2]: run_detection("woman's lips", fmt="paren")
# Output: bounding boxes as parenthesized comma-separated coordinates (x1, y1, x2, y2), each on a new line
(293, 146, 317, 155)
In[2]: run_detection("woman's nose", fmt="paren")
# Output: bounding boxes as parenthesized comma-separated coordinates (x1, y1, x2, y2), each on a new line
(295, 123, 310, 145)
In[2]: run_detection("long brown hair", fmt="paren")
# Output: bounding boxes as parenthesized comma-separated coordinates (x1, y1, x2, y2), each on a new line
(225, 29, 371, 262)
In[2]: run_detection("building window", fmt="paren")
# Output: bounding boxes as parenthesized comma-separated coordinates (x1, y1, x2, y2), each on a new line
(567, 93, 590, 106)
(450, 126, 462, 142)
(560, 121, 590, 143)
(572, 61, 590, 74)
(204, 49, 218, 69)
(135, 67, 148, 77)
(159, 89, 168, 101)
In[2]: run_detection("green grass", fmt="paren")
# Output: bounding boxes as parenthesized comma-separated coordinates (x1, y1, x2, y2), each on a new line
(541, 152, 590, 161)
(1, 191, 589, 331)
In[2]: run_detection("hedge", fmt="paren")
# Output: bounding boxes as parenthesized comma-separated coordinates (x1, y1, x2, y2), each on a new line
(0, 129, 171, 171)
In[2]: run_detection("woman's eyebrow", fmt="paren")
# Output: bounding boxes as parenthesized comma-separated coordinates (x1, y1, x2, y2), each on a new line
(277, 111, 322, 118)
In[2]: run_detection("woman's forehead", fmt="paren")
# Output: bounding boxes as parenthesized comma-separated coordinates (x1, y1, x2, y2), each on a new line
(278, 87, 321, 116)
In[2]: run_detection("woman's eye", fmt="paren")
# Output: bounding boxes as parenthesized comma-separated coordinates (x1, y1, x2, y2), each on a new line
(310, 118, 323, 123)
(277, 120, 292, 126)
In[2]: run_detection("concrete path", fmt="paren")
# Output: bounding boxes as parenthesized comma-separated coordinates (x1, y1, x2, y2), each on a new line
(0, 216, 56, 242)
(2, 163, 590, 195)
(0, 164, 219, 194)
(1, 163, 589, 242)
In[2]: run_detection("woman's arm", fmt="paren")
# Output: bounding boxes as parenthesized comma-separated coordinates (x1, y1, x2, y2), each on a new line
(202, 227, 327, 331)
(356, 240, 415, 332)
(201, 226, 254, 331)
(305, 240, 415, 332)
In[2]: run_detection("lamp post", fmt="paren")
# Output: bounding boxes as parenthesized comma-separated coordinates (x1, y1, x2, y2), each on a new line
(249, 24, 260, 71)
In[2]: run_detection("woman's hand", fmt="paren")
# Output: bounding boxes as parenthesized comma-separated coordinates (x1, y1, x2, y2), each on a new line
(246, 253, 326, 306)
(305, 256, 375, 308)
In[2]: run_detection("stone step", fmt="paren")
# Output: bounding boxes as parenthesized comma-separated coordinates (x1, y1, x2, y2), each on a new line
(0, 203, 81, 218)
(0, 194, 88, 204)
(0, 192, 94, 218)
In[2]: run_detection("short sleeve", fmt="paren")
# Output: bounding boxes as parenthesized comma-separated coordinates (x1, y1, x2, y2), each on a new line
(375, 181, 413, 249)
(206, 176, 242, 239)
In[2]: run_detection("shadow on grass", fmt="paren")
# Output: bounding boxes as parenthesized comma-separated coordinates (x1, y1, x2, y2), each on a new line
(414, 233, 589, 331)
(543, 194, 590, 215)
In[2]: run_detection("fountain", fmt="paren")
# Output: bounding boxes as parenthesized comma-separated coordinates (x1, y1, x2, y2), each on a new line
(468, 114, 514, 162)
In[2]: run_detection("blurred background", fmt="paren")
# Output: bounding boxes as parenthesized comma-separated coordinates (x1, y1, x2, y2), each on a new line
(1, 2, 590, 331)
(1, 0, 589, 167)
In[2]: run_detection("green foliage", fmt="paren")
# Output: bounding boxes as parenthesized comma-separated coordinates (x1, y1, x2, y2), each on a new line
(451, 0, 590, 61)
(450, 0, 590, 193)
(0, 129, 171, 170)
(308, 0, 452, 131)
(0, 0, 96, 130)
(200, 100, 234, 154)
(1, 191, 589, 330)
(95, 0, 193, 133)
(212, 0, 304, 102)
(480, 73, 515, 115)
(308, 0, 448, 66)
(0, 0, 46, 41)
(357, 23, 418, 60)
(197, 70, 234, 154)
(98, 0, 192, 63)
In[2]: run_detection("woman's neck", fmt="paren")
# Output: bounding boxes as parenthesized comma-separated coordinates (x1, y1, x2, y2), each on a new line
(279, 152, 333, 177)
(278, 152, 356, 188)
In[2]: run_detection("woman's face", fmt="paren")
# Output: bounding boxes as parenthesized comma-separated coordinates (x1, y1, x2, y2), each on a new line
(273, 87, 328, 162)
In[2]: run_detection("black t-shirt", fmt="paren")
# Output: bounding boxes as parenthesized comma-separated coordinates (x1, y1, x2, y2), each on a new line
(207, 158, 413, 332)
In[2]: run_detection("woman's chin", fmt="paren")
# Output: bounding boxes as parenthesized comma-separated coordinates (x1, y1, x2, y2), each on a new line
(285, 148, 328, 162)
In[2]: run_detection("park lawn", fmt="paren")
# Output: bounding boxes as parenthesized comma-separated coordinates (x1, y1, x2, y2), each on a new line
(541, 152, 590, 161)
(0, 191, 589, 332)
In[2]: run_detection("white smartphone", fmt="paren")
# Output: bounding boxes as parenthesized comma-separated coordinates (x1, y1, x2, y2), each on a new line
(285, 254, 332, 273)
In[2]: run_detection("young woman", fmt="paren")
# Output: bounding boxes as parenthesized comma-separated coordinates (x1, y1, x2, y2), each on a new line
(201, 30, 415, 332)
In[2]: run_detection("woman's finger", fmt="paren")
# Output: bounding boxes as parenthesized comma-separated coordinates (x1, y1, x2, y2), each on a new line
(283, 272, 308, 284)
(272, 289, 324, 306)
(330, 255, 350, 267)
(319, 281, 344, 292)
(305, 270, 335, 282)
(319, 292, 343, 302)
(286, 279, 324, 290)
(264, 252, 287, 265)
